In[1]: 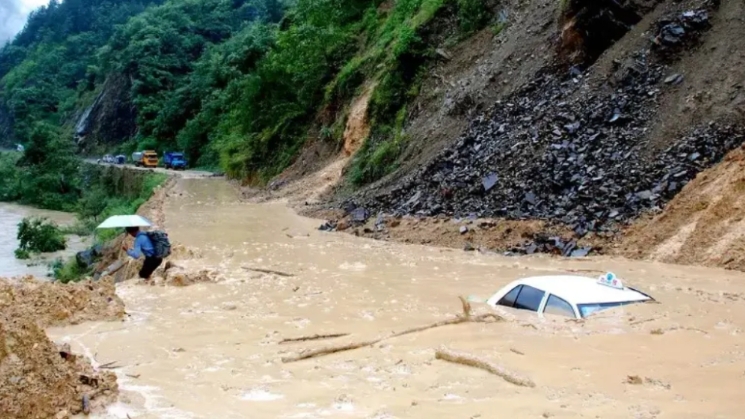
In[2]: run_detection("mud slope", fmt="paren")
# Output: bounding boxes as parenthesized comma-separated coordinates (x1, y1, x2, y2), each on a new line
(620, 145, 745, 269)
(0, 277, 122, 418)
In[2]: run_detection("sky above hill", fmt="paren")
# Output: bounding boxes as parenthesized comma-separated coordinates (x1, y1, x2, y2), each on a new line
(1, 0, 50, 44)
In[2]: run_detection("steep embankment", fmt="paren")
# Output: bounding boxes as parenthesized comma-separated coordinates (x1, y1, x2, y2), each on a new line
(300, 0, 745, 267)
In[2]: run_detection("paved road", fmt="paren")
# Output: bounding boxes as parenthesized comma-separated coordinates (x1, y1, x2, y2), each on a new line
(83, 159, 219, 178)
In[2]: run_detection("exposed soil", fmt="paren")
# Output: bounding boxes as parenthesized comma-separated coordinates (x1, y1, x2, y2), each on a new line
(0, 277, 125, 327)
(619, 145, 745, 270)
(0, 277, 122, 419)
(343, 84, 374, 156)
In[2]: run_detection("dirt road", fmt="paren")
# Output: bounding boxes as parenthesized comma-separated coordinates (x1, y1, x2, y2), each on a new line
(49, 177, 745, 418)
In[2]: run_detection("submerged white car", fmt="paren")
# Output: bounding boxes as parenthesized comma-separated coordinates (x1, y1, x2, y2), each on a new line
(486, 272, 654, 319)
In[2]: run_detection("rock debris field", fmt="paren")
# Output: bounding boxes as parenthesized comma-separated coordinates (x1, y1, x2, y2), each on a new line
(345, 6, 744, 254)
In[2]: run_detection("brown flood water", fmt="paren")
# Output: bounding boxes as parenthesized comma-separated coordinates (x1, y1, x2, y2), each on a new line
(49, 178, 745, 419)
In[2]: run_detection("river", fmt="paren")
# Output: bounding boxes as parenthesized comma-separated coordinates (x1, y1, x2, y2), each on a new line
(0, 203, 90, 278)
(49, 178, 745, 418)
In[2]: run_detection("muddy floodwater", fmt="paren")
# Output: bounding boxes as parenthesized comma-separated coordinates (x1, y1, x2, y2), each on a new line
(49, 178, 745, 419)
(0, 203, 89, 278)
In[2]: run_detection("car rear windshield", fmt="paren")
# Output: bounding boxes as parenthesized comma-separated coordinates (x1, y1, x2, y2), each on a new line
(577, 301, 641, 318)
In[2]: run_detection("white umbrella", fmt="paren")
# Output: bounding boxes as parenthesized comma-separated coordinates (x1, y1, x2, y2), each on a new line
(97, 215, 153, 229)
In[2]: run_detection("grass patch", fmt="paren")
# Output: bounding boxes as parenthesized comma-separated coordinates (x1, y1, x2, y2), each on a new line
(51, 257, 91, 284)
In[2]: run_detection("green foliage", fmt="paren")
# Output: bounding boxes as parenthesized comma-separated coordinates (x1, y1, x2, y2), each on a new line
(2, 0, 492, 189)
(0, 0, 166, 140)
(0, 136, 166, 238)
(16, 217, 67, 257)
(492, 21, 506, 36)
(457, 0, 488, 34)
(13, 122, 81, 211)
(51, 257, 90, 284)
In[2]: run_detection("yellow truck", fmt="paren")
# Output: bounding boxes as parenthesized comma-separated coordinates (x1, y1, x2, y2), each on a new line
(132, 150, 159, 168)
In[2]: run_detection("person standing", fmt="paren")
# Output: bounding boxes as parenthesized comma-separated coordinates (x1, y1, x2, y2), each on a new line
(123, 226, 163, 279)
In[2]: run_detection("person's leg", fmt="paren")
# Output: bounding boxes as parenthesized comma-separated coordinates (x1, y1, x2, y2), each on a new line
(139, 257, 163, 279)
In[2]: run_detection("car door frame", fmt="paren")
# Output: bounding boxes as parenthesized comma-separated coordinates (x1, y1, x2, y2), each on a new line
(537, 293, 581, 319)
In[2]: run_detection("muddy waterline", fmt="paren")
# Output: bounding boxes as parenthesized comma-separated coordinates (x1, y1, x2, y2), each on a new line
(49, 178, 745, 418)
(0, 203, 89, 278)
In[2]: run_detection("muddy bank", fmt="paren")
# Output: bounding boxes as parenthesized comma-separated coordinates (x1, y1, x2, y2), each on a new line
(314, 211, 611, 257)
(0, 277, 122, 418)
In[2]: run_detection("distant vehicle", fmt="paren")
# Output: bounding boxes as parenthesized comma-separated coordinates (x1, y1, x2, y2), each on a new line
(115, 155, 126, 164)
(132, 150, 158, 168)
(102, 154, 114, 164)
(163, 152, 187, 170)
(486, 272, 654, 319)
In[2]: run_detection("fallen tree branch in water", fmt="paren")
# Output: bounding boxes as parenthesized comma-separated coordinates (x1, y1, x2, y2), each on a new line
(435, 346, 535, 387)
(279, 333, 350, 344)
(280, 296, 503, 363)
(97, 361, 119, 369)
(281, 338, 382, 362)
(242, 267, 295, 277)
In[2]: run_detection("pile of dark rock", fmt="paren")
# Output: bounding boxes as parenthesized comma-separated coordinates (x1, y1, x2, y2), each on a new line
(340, 6, 743, 256)
(653, 8, 712, 55)
(508, 235, 592, 258)
(75, 244, 104, 268)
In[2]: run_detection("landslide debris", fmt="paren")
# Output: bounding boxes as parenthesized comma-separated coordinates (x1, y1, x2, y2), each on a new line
(341, 2, 743, 253)
(0, 276, 125, 327)
(0, 277, 123, 419)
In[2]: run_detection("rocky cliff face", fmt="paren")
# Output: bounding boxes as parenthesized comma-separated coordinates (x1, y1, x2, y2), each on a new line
(74, 74, 137, 153)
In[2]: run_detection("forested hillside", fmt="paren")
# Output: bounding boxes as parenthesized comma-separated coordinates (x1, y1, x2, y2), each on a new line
(1, 0, 492, 182)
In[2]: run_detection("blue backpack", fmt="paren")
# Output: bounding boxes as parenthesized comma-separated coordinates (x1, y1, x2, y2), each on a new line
(146, 231, 172, 258)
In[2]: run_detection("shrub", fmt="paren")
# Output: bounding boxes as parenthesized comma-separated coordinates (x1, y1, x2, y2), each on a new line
(16, 217, 67, 257)
(457, 0, 488, 34)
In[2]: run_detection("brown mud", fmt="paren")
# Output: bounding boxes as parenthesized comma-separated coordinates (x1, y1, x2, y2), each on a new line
(620, 145, 745, 270)
(0, 277, 122, 419)
(47, 176, 745, 418)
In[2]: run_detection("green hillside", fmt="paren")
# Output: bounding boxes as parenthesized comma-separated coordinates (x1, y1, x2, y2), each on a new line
(1, 0, 491, 185)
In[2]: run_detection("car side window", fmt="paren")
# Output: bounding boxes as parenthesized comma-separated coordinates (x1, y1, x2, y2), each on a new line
(543, 294, 575, 318)
(513, 285, 545, 312)
(497, 285, 522, 308)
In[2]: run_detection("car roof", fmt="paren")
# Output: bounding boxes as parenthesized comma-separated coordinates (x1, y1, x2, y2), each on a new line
(514, 275, 650, 305)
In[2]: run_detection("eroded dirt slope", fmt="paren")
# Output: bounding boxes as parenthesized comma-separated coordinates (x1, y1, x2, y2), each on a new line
(620, 145, 745, 269)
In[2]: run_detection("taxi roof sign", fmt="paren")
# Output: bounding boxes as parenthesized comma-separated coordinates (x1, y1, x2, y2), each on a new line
(597, 272, 624, 290)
